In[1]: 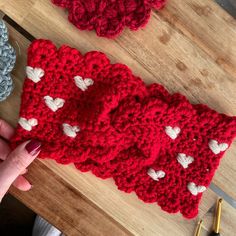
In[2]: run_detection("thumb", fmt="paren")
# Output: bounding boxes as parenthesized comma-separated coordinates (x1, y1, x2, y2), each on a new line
(0, 140, 41, 201)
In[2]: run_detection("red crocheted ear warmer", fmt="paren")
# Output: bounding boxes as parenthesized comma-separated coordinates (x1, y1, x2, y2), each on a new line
(51, 0, 166, 38)
(11, 39, 236, 219)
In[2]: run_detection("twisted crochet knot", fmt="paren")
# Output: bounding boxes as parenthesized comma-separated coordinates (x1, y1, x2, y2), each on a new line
(0, 20, 16, 101)
(52, 0, 167, 38)
(11, 40, 236, 219)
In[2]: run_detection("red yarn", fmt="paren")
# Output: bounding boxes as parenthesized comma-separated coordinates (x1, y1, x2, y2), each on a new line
(51, 0, 167, 38)
(11, 39, 236, 219)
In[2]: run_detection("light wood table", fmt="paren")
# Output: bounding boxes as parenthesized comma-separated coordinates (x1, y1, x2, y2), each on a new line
(0, 1, 236, 235)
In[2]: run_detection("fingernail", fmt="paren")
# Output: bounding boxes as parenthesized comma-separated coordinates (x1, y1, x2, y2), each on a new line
(25, 140, 41, 156)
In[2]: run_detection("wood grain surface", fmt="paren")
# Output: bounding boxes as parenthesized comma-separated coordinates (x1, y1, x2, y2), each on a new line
(0, 0, 236, 235)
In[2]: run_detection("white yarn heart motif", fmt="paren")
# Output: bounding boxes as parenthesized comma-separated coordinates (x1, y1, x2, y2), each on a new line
(74, 75, 94, 91)
(177, 153, 194, 169)
(26, 66, 45, 83)
(147, 168, 165, 181)
(208, 139, 228, 154)
(62, 123, 80, 138)
(187, 182, 206, 196)
(18, 117, 38, 131)
(165, 126, 181, 139)
(44, 96, 65, 112)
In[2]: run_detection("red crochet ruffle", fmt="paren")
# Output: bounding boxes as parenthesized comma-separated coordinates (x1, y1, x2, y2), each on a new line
(11, 39, 236, 219)
(51, 0, 167, 38)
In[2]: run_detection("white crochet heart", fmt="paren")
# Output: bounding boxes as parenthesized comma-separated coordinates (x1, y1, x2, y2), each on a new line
(165, 126, 181, 139)
(62, 123, 80, 138)
(177, 153, 194, 169)
(44, 96, 65, 112)
(147, 168, 165, 181)
(208, 139, 228, 154)
(26, 66, 45, 83)
(74, 75, 94, 91)
(18, 117, 38, 131)
(187, 182, 206, 196)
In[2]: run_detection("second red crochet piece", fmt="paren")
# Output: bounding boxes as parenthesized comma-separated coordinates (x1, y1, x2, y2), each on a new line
(51, 0, 167, 38)
(11, 39, 236, 219)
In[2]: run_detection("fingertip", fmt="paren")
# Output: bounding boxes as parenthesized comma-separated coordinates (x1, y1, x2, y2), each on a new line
(25, 139, 41, 156)
(13, 176, 32, 191)
(11, 139, 41, 165)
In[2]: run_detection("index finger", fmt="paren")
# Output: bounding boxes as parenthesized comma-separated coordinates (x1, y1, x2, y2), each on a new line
(0, 119, 15, 140)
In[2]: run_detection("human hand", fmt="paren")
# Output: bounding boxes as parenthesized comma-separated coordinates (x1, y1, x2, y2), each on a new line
(0, 119, 41, 202)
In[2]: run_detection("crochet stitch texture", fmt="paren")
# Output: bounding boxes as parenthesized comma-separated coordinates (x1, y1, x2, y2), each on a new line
(0, 20, 16, 101)
(51, 0, 166, 38)
(11, 39, 236, 218)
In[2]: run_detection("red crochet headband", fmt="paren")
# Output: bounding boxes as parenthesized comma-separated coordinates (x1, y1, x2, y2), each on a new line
(51, 0, 167, 38)
(11, 39, 236, 219)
